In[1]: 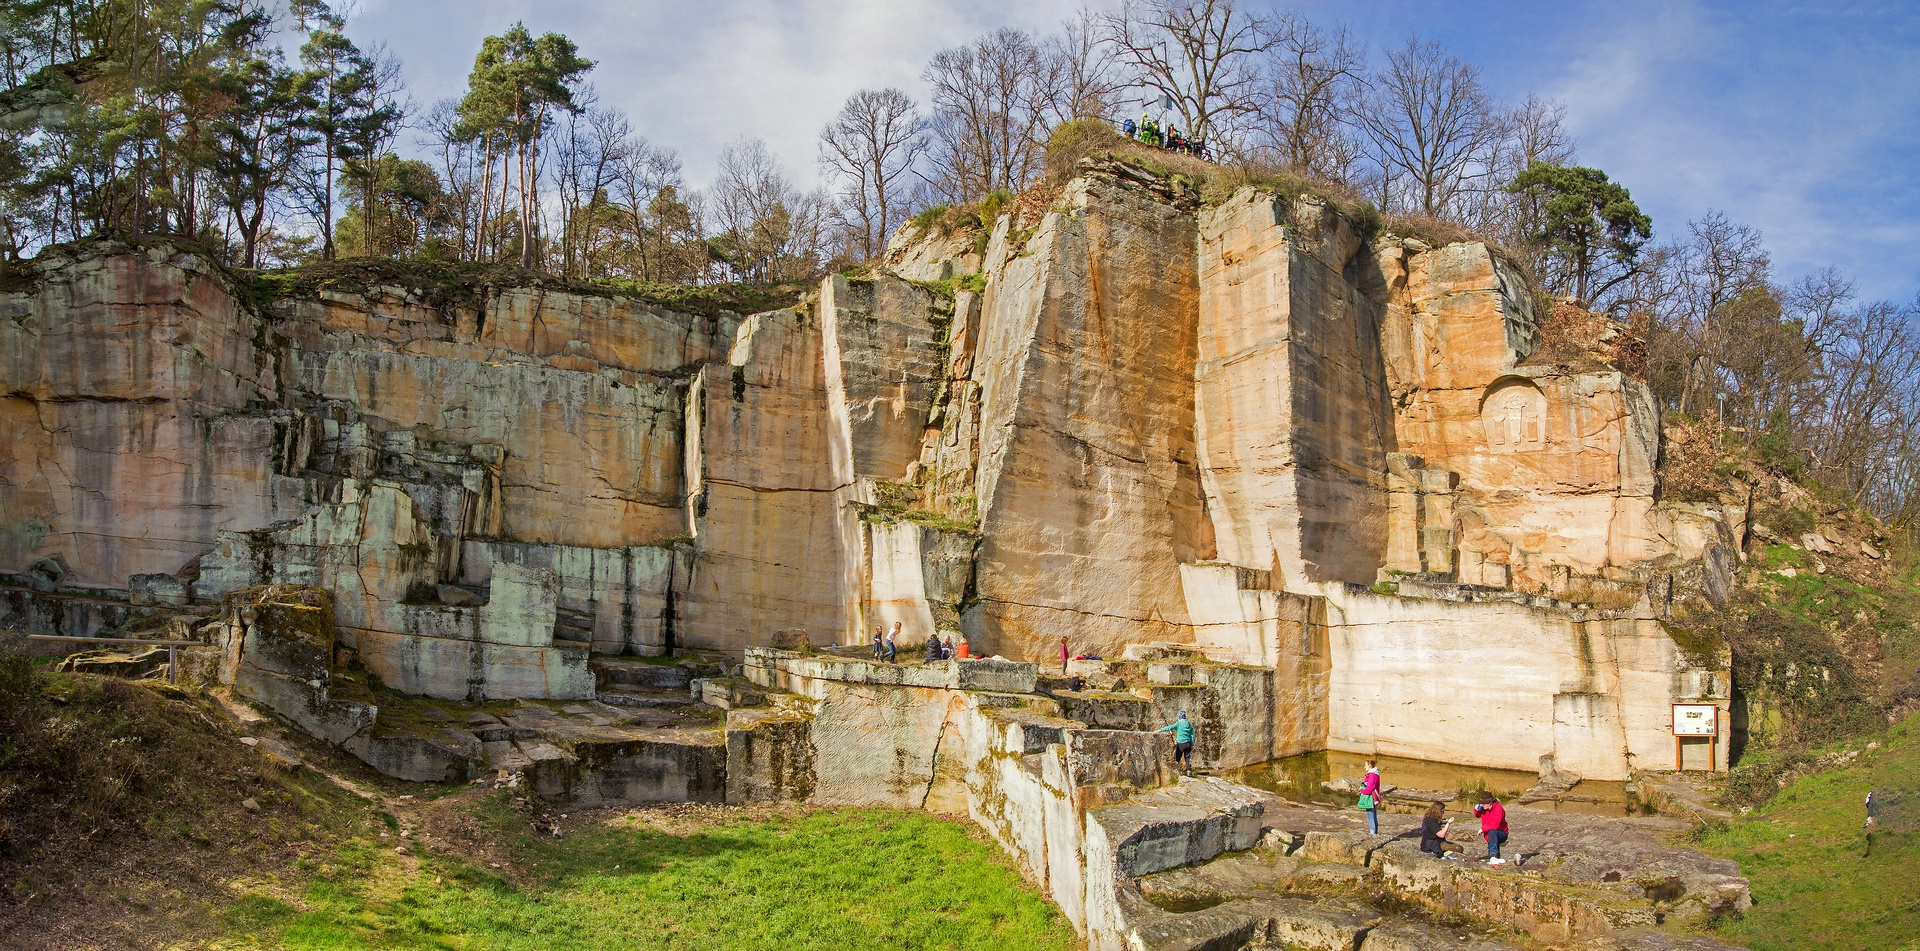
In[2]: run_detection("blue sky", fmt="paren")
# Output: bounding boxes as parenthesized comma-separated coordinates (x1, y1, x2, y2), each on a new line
(347, 0, 1920, 302)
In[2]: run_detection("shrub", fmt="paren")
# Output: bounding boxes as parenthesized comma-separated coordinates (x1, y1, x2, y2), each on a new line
(1044, 118, 1128, 184)
(978, 188, 1014, 226)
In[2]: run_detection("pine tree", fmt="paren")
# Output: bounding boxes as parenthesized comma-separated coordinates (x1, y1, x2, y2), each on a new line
(456, 23, 592, 267)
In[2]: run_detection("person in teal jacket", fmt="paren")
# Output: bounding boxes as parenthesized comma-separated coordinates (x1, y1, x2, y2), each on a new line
(1159, 711, 1196, 775)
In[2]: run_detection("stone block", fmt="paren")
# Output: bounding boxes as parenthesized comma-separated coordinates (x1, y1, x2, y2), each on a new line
(357, 629, 593, 702)
(232, 665, 374, 746)
(1266, 900, 1380, 951)
(129, 574, 190, 606)
(726, 708, 815, 804)
(1298, 830, 1390, 866)
(344, 727, 484, 783)
(1066, 729, 1174, 789)
(1102, 779, 1268, 877)
(1373, 842, 1454, 897)
(1362, 919, 1521, 951)
(530, 734, 727, 806)
(955, 657, 1038, 693)
(1147, 662, 1194, 685)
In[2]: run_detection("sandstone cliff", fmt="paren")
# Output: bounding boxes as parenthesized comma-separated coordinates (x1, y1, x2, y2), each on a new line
(1, 161, 1739, 778)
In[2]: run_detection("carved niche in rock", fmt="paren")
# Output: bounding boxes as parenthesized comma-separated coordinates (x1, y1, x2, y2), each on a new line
(1481, 378, 1548, 452)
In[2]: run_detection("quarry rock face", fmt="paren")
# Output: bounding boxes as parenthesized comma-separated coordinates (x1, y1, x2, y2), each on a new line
(2, 163, 1736, 782)
(963, 172, 1213, 660)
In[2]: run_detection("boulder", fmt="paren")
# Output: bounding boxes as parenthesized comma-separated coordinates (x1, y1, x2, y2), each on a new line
(1298, 830, 1391, 866)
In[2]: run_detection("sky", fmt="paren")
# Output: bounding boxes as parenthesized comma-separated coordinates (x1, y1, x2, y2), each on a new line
(346, 0, 1920, 302)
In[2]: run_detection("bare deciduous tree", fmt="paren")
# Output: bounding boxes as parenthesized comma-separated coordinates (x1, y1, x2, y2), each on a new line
(1103, 0, 1274, 149)
(1637, 212, 1773, 416)
(1249, 14, 1362, 179)
(1355, 36, 1501, 218)
(551, 92, 631, 277)
(1044, 8, 1124, 124)
(820, 88, 925, 260)
(710, 137, 828, 283)
(611, 136, 687, 280)
(923, 29, 1056, 204)
(1479, 95, 1578, 274)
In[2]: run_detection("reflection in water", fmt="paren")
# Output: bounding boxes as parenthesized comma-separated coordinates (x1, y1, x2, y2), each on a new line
(1219, 750, 1631, 818)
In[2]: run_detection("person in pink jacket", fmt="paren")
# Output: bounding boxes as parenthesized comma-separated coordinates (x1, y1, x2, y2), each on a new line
(1359, 760, 1382, 834)
(1474, 791, 1509, 864)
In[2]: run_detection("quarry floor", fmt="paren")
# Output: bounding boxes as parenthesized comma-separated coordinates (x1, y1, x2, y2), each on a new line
(3, 666, 1916, 950)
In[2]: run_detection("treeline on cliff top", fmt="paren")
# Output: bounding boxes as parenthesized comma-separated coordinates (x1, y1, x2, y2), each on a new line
(1, 0, 1917, 538)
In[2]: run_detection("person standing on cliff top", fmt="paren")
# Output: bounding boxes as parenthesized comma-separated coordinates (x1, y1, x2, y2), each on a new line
(870, 626, 884, 660)
(1059, 637, 1070, 674)
(1159, 711, 1196, 776)
(885, 621, 900, 663)
(1474, 791, 1509, 865)
(1359, 760, 1382, 835)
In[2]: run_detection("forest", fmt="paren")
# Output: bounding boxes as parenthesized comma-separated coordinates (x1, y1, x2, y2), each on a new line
(2, 0, 1916, 540)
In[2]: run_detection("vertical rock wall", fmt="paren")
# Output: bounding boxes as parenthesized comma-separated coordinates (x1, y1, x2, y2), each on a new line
(964, 172, 1214, 659)
(677, 308, 854, 653)
(1375, 242, 1667, 591)
(1, 165, 1740, 769)
(0, 245, 286, 587)
(1194, 190, 1391, 588)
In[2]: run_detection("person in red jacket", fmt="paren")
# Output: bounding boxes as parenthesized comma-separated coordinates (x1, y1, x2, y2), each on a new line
(1474, 791, 1509, 864)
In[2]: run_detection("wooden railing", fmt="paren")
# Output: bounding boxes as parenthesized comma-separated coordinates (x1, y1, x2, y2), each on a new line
(26, 635, 204, 684)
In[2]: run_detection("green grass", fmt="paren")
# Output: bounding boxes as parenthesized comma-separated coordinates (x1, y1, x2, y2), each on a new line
(215, 802, 1079, 951)
(1694, 714, 1920, 950)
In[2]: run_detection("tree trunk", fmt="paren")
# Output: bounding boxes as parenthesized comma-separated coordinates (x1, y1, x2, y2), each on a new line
(477, 137, 495, 259)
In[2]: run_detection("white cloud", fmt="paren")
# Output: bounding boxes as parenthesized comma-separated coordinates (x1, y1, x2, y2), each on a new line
(1541, 0, 1920, 299)
(353, 0, 1107, 190)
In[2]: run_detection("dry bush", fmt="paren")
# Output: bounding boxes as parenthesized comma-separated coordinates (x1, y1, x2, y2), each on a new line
(1382, 213, 1480, 249)
(1558, 585, 1642, 611)
(1525, 301, 1644, 375)
(1661, 416, 1733, 503)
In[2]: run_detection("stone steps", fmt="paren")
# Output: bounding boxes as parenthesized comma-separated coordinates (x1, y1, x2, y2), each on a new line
(596, 683, 694, 708)
(590, 656, 694, 690)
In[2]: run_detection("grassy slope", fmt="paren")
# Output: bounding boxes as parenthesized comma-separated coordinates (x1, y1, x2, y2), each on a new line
(0, 648, 1077, 951)
(215, 802, 1079, 951)
(1696, 713, 1920, 951)
(0, 665, 387, 950)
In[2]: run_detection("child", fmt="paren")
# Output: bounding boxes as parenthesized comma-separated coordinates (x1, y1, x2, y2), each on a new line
(1474, 791, 1509, 865)
(1359, 760, 1382, 835)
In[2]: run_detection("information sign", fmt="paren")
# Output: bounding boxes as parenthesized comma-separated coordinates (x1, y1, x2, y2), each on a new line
(1672, 703, 1718, 737)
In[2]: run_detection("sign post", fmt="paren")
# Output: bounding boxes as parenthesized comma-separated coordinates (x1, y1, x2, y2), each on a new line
(1672, 703, 1719, 772)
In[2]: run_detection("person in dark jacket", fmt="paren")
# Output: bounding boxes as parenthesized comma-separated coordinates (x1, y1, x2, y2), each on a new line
(1474, 791, 1509, 864)
(1420, 802, 1457, 857)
